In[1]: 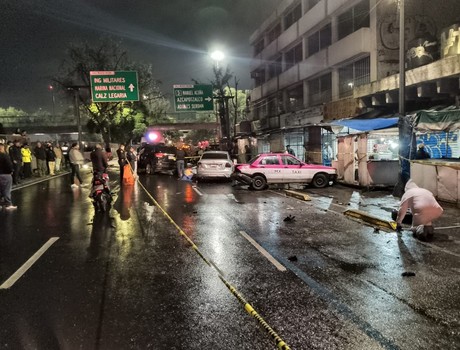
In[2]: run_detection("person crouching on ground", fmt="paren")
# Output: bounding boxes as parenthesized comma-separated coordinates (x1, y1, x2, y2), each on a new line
(396, 179, 443, 241)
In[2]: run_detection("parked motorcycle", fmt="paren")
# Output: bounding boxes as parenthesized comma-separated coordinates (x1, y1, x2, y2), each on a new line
(90, 172, 112, 213)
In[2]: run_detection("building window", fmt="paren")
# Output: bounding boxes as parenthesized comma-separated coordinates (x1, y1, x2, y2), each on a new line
(254, 39, 264, 55)
(308, 73, 332, 105)
(267, 96, 277, 116)
(287, 85, 304, 111)
(306, 0, 321, 11)
(269, 115, 280, 129)
(284, 3, 301, 30)
(338, 0, 370, 40)
(339, 56, 370, 98)
(307, 23, 331, 57)
(252, 69, 266, 87)
(268, 56, 282, 80)
(285, 42, 303, 70)
(268, 23, 281, 44)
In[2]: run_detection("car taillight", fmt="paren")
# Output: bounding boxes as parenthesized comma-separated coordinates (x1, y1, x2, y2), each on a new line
(225, 162, 232, 168)
(197, 162, 202, 167)
(155, 152, 164, 157)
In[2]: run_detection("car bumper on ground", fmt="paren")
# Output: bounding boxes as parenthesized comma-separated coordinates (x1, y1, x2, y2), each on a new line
(231, 172, 253, 185)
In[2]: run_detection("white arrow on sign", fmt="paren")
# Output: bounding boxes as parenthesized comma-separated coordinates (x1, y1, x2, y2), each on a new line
(128, 84, 135, 92)
(204, 97, 212, 102)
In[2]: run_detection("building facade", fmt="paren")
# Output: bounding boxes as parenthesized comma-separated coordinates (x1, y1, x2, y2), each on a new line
(249, 0, 460, 172)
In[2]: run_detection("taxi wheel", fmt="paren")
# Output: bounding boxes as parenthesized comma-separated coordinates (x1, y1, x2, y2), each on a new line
(251, 175, 267, 191)
(312, 173, 328, 188)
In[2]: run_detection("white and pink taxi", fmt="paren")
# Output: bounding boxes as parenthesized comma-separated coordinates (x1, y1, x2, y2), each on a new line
(232, 153, 337, 190)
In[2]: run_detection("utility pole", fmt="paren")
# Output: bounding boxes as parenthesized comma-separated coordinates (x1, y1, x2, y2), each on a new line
(65, 85, 88, 150)
(233, 77, 239, 137)
(394, 0, 410, 197)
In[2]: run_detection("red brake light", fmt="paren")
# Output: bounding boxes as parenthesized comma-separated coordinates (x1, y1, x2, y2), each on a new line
(155, 152, 164, 157)
(225, 162, 232, 168)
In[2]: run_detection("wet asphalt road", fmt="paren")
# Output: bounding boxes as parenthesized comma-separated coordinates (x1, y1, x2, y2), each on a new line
(0, 167, 459, 349)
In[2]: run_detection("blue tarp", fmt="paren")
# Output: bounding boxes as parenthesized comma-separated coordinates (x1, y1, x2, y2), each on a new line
(330, 117, 399, 131)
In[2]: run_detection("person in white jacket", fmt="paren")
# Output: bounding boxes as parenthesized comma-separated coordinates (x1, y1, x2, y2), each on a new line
(396, 179, 443, 240)
(69, 143, 85, 188)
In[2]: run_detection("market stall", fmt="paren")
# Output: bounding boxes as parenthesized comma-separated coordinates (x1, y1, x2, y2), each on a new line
(329, 117, 399, 187)
(411, 109, 460, 204)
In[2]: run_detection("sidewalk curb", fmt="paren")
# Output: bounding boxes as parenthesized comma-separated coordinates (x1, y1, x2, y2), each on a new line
(12, 171, 70, 191)
(344, 209, 397, 231)
(285, 190, 311, 201)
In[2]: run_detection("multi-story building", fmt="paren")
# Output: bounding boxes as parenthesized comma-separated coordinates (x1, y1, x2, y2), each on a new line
(248, 0, 460, 183)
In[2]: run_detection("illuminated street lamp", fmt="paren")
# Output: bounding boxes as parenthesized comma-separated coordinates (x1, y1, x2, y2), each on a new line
(210, 50, 230, 140)
(210, 50, 225, 69)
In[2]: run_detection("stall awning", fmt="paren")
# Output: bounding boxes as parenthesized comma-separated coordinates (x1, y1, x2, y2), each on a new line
(330, 117, 399, 132)
(415, 110, 460, 131)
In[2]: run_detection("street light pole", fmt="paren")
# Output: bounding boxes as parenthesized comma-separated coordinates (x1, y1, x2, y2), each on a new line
(398, 0, 405, 116)
(65, 85, 86, 150)
(49, 85, 55, 117)
(394, 0, 410, 197)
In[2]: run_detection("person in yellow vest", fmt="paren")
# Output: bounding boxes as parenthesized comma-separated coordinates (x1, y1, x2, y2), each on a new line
(21, 143, 32, 178)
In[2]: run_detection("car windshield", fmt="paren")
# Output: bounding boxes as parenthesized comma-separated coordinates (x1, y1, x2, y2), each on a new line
(201, 153, 228, 160)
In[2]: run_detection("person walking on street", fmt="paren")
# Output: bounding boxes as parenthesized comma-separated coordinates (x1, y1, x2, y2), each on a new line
(90, 144, 108, 175)
(116, 144, 127, 183)
(0, 143, 17, 210)
(9, 139, 22, 185)
(33, 142, 47, 177)
(69, 143, 85, 188)
(46, 143, 57, 176)
(61, 142, 70, 169)
(54, 143, 63, 172)
(21, 143, 32, 178)
(244, 144, 251, 163)
(176, 147, 185, 179)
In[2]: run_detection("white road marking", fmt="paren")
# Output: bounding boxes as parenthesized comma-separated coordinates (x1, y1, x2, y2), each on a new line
(227, 194, 239, 202)
(434, 225, 460, 230)
(192, 186, 203, 196)
(239, 231, 286, 272)
(0, 237, 60, 289)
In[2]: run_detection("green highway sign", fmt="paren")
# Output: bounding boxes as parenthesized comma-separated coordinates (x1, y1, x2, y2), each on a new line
(173, 84, 213, 111)
(90, 71, 139, 102)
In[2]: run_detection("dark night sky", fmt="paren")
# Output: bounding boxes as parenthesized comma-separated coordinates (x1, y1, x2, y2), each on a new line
(0, 0, 278, 113)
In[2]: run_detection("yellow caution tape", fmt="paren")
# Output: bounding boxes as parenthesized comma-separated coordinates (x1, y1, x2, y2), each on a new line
(136, 179, 291, 349)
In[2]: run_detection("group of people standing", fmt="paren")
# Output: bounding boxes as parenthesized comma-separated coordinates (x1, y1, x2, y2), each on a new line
(2, 140, 70, 185)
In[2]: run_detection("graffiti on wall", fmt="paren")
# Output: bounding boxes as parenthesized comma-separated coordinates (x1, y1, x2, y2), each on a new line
(417, 131, 459, 158)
